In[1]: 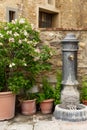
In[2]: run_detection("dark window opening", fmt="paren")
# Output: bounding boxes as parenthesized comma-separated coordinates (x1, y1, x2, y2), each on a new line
(9, 11, 15, 22)
(39, 12, 52, 28)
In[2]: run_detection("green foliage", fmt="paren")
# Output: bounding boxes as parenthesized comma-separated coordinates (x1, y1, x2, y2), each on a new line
(7, 74, 32, 94)
(0, 65, 5, 91)
(80, 76, 87, 101)
(0, 18, 54, 95)
(42, 77, 54, 99)
(37, 77, 54, 103)
(53, 70, 62, 105)
(37, 71, 62, 104)
(26, 92, 38, 100)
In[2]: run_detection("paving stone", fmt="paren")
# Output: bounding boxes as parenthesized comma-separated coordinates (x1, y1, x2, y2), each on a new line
(7, 123, 33, 130)
(1, 114, 87, 130)
(34, 121, 59, 130)
(0, 121, 8, 130)
(34, 120, 87, 130)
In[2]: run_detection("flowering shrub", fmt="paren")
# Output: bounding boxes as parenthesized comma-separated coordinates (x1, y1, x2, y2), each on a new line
(0, 18, 54, 94)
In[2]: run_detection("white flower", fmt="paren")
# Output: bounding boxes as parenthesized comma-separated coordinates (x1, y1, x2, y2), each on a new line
(35, 48, 40, 53)
(12, 20, 16, 24)
(19, 40, 22, 44)
(15, 19, 17, 22)
(50, 51, 53, 56)
(24, 38, 27, 42)
(9, 64, 12, 68)
(19, 18, 25, 24)
(7, 31, 12, 35)
(28, 41, 32, 44)
(14, 32, 19, 37)
(9, 63, 15, 68)
(9, 38, 15, 43)
(27, 41, 30, 44)
(0, 33, 3, 38)
(24, 30, 28, 36)
(0, 42, 3, 46)
(24, 63, 27, 66)
(4, 27, 8, 30)
(33, 42, 38, 46)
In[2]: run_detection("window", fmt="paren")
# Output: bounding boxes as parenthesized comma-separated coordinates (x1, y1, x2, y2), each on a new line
(9, 11, 15, 22)
(39, 12, 52, 28)
(6, 7, 18, 22)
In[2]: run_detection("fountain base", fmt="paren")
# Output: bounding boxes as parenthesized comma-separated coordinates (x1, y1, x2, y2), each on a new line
(53, 104, 87, 122)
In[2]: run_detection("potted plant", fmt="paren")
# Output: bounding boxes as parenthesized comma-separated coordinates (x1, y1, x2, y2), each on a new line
(37, 77, 54, 114)
(53, 70, 62, 106)
(20, 92, 38, 115)
(18, 78, 37, 115)
(80, 76, 87, 105)
(0, 18, 54, 118)
(0, 67, 20, 120)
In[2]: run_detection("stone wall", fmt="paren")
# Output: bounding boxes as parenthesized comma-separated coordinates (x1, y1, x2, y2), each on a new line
(40, 29, 87, 85)
(0, 0, 87, 28)
(0, 0, 21, 22)
(22, 0, 58, 28)
(55, 0, 87, 28)
(0, 0, 58, 27)
(56, 0, 80, 28)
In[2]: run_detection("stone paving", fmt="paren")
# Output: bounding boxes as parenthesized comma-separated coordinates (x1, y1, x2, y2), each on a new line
(0, 112, 87, 130)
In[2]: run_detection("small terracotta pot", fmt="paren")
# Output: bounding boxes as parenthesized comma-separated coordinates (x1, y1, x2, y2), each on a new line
(21, 99, 36, 115)
(40, 99, 54, 114)
(82, 100, 87, 105)
(0, 91, 16, 120)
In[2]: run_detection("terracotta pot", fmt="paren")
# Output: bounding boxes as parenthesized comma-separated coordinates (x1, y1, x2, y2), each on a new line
(82, 100, 87, 105)
(0, 91, 16, 121)
(40, 99, 54, 114)
(21, 99, 36, 115)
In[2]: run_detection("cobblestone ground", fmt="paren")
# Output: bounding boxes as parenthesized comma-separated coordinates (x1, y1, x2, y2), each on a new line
(0, 112, 87, 130)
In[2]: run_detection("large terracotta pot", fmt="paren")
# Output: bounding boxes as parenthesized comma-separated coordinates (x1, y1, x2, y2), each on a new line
(40, 99, 54, 114)
(21, 99, 36, 115)
(0, 91, 16, 120)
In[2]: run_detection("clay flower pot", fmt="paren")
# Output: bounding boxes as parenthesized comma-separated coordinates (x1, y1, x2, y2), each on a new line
(0, 91, 16, 121)
(21, 99, 36, 115)
(82, 100, 87, 105)
(40, 99, 54, 114)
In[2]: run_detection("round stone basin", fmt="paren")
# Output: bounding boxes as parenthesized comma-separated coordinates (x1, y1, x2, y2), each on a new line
(53, 104, 87, 122)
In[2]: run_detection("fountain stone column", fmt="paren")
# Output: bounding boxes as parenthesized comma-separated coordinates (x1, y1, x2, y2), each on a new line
(61, 33, 79, 109)
(53, 33, 87, 121)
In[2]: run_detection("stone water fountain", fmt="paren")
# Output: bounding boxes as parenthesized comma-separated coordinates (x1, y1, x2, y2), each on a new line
(54, 33, 87, 121)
